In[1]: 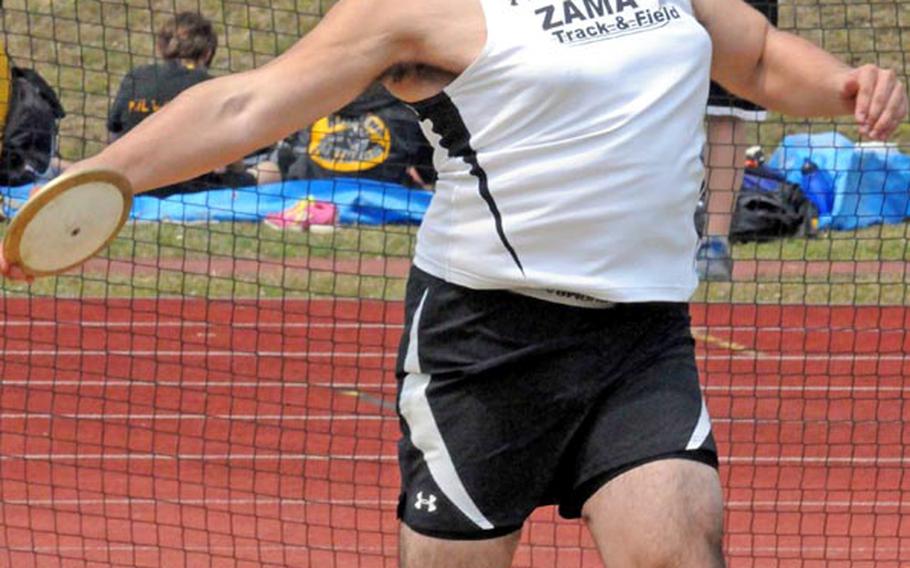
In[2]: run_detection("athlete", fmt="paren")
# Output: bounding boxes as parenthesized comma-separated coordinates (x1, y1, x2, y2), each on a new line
(2, 0, 906, 566)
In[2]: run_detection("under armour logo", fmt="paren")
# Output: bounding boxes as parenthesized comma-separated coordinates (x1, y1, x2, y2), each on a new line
(414, 492, 438, 513)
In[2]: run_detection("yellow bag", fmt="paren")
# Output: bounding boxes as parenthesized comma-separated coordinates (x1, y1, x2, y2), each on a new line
(0, 41, 11, 139)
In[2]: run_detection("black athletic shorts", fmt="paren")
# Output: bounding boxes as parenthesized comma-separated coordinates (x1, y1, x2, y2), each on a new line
(708, 0, 778, 119)
(395, 267, 718, 540)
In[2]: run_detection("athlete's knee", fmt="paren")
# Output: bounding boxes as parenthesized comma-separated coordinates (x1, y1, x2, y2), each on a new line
(399, 524, 521, 568)
(675, 492, 725, 568)
(615, 500, 724, 568)
(582, 459, 725, 568)
(651, 465, 725, 567)
(620, 502, 724, 568)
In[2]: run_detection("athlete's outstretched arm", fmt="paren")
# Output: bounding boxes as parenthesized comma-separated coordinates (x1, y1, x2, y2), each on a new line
(0, 0, 482, 280)
(695, 0, 907, 140)
(68, 0, 419, 194)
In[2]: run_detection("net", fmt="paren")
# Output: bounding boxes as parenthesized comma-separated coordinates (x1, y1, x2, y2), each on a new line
(0, 0, 908, 566)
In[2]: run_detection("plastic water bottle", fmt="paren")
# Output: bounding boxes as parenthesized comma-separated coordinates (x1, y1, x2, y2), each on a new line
(800, 158, 833, 217)
(744, 146, 765, 168)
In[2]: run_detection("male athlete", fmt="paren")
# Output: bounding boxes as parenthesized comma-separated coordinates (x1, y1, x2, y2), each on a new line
(2, 0, 906, 566)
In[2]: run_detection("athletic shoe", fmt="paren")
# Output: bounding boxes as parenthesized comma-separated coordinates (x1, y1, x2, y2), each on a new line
(696, 236, 733, 282)
(264, 197, 336, 232)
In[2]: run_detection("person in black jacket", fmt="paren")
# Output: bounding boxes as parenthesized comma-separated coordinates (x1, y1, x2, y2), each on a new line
(108, 12, 217, 141)
(107, 12, 265, 197)
(274, 83, 436, 189)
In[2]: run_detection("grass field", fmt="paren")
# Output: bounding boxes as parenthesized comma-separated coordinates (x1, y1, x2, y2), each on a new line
(0, 220, 907, 304)
(0, 221, 415, 299)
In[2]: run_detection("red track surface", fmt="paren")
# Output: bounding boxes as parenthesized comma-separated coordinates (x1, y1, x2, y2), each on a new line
(1, 299, 908, 567)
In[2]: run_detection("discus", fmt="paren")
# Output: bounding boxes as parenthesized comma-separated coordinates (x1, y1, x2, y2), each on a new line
(2, 169, 133, 277)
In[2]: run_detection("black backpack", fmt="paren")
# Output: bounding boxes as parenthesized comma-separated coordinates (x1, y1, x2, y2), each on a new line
(729, 166, 818, 243)
(0, 66, 65, 185)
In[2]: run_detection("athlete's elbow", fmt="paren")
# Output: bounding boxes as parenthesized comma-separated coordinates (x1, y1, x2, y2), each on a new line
(165, 75, 257, 135)
(182, 71, 289, 155)
(210, 78, 259, 130)
(220, 91, 253, 121)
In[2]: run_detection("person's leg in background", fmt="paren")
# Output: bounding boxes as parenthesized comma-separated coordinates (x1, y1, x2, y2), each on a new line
(698, 0, 776, 282)
(697, 114, 748, 282)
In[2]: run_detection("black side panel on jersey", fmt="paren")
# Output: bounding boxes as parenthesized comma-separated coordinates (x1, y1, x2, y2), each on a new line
(412, 92, 525, 274)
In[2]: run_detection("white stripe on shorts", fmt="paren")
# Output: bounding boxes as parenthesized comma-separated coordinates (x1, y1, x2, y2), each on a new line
(400, 290, 495, 530)
(706, 105, 768, 122)
(685, 398, 713, 451)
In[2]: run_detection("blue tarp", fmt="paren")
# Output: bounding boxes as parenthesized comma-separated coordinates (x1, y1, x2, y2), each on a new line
(767, 132, 910, 231)
(2, 177, 432, 226)
(5, 136, 909, 232)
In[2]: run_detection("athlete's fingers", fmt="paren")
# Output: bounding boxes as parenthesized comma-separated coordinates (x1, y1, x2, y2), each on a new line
(0, 249, 32, 283)
(0, 186, 40, 283)
(868, 90, 900, 141)
(846, 65, 877, 131)
(0, 247, 9, 276)
(841, 75, 861, 118)
(2, 265, 34, 283)
(868, 82, 908, 141)
(863, 68, 898, 136)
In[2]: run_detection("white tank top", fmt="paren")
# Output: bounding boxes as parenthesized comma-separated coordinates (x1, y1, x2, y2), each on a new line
(411, 0, 712, 303)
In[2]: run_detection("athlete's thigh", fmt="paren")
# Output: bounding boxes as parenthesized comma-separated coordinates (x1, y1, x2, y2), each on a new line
(583, 459, 725, 568)
(555, 305, 719, 520)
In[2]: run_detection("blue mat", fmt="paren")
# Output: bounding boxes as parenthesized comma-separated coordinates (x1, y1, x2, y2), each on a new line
(768, 132, 910, 231)
(6, 139, 907, 232)
(2, 177, 432, 226)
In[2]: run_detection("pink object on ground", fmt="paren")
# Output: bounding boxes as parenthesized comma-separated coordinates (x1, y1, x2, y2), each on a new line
(264, 198, 337, 232)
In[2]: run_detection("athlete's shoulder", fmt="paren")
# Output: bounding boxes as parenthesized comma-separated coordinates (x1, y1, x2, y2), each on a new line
(687, 0, 711, 24)
(303, 0, 427, 64)
(691, 0, 768, 28)
(320, 0, 472, 48)
(317, 0, 441, 39)
(315, 0, 482, 74)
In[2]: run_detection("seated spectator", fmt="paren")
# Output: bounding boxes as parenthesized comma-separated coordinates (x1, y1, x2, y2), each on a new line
(272, 83, 436, 189)
(107, 12, 271, 198)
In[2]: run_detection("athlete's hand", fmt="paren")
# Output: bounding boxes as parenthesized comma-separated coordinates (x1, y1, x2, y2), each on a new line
(0, 184, 41, 283)
(0, 247, 32, 283)
(841, 64, 908, 141)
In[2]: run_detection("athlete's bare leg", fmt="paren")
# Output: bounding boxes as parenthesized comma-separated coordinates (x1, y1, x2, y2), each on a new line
(399, 525, 521, 568)
(705, 115, 748, 239)
(583, 459, 725, 568)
